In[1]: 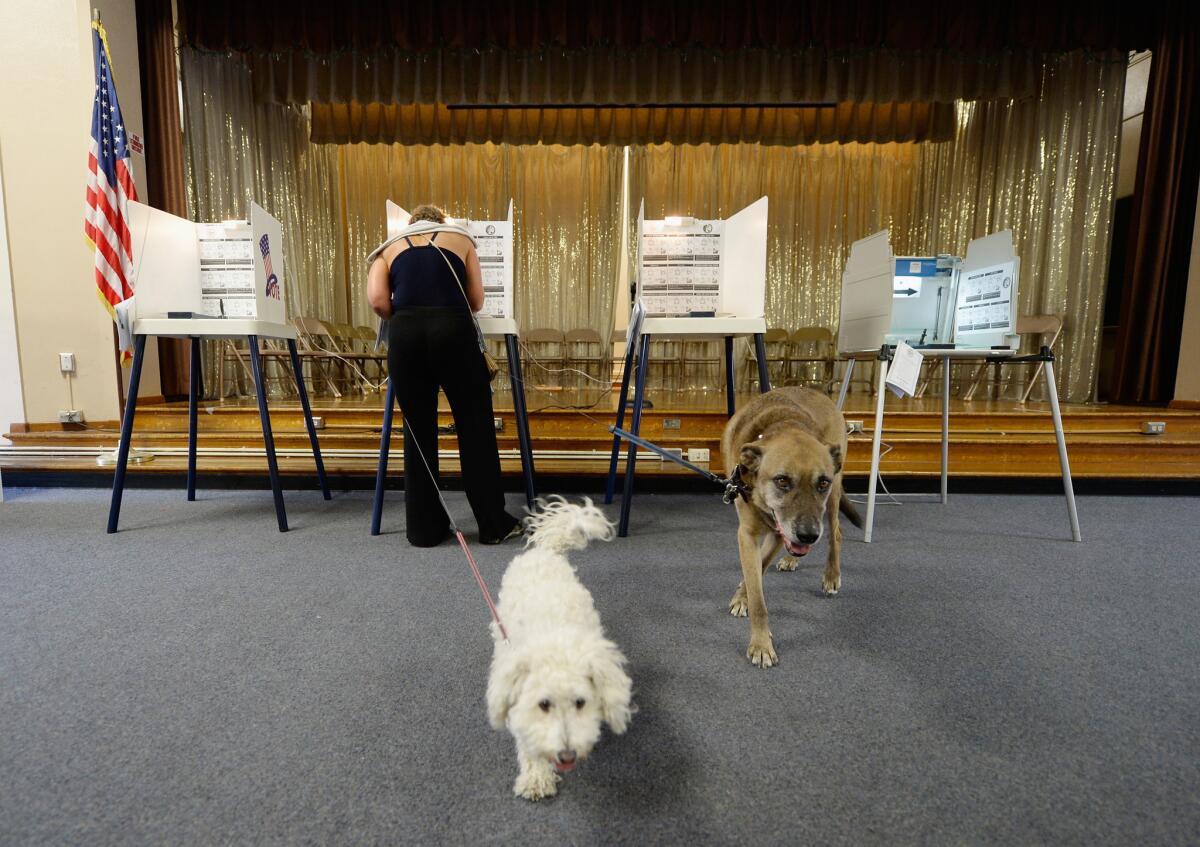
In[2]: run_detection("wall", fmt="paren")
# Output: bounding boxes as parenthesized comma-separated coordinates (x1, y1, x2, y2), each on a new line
(0, 143, 24, 440)
(1117, 52, 1152, 199)
(0, 0, 160, 431)
(1173, 178, 1200, 404)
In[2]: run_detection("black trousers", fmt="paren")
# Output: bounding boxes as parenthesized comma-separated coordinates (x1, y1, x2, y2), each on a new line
(387, 308, 518, 546)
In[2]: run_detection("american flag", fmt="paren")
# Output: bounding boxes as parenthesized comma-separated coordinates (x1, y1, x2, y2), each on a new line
(84, 19, 138, 348)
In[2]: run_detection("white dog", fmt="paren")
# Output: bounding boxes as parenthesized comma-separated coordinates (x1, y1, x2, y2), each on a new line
(486, 498, 633, 801)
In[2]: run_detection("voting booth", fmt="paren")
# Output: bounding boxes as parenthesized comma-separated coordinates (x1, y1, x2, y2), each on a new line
(129, 201, 287, 323)
(107, 201, 329, 535)
(372, 200, 536, 532)
(833, 228, 1079, 544)
(608, 197, 771, 536)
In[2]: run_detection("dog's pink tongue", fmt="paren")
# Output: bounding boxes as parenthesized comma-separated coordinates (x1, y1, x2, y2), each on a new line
(776, 522, 812, 557)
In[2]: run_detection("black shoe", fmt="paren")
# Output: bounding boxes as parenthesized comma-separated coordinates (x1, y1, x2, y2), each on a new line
(481, 518, 525, 545)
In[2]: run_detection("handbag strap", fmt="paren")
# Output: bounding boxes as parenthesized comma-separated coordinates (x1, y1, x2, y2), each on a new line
(431, 241, 487, 351)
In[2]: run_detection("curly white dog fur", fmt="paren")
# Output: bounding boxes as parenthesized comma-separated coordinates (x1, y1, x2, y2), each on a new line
(486, 498, 633, 801)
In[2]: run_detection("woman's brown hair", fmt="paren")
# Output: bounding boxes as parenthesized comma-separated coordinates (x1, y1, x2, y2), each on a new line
(408, 204, 447, 224)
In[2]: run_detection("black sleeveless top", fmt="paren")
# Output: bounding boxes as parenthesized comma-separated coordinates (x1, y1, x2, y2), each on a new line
(388, 233, 470, 311)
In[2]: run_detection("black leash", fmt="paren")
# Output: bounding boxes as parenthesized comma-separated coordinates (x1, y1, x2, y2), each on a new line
(608, 426, 750, 504)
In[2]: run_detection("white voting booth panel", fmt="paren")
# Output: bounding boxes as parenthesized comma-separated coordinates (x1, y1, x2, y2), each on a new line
(837, 230, 894, 354)
(129, 200, 287, 322)
(955, 230, 1020, 350)
(386, 200, 514, 320)
(635, 196, 768, 321)
(837, 228, 1021, 354)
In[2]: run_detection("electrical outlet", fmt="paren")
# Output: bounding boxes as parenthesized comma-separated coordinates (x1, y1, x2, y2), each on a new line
(846, 420, 864, 433)
(688, 447, 711, 463)
(311, 416, 325, 430)
(59, 352, 76, 373)
(1142, 421, 1166, 435)
(58, 410, 84, 424)
(494, 417, 504, 432)
(663, 418, 681, 430)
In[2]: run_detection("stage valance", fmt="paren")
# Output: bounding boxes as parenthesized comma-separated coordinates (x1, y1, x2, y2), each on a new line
(233, 47, 1049, 107)
(180, 0, 1160, 54)
(309, 102, 957, 146)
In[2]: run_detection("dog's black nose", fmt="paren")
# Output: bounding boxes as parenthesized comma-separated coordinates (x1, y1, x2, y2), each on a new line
(557, 749, 577, 765)
(795, 532, 819, 545)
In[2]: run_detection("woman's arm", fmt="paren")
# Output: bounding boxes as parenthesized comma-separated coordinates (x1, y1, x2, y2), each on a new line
(367, 256, 392, 319)
(464, 245, 485, 313)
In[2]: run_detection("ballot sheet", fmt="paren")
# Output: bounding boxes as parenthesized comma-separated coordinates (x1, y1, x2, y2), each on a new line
(197, 221, 255, 318)
(639, 220, 723, 316)
(955, 261, 1016, 337)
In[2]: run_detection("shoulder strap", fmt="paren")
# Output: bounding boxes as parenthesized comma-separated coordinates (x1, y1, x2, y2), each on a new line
(429, 231, 439, 242)
(402, 236, 415, 247)
(432, 244, 488, 352)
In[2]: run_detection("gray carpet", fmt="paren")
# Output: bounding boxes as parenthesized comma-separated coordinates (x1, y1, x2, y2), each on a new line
(1, 487, 1198, 846)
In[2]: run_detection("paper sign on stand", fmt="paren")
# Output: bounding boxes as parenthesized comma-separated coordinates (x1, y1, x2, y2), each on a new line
(385, 200, 514, 320)
(884, 341, 924, 397)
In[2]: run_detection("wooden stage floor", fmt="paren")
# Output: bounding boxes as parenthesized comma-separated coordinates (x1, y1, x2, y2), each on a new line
(4, 386, 1199, 484)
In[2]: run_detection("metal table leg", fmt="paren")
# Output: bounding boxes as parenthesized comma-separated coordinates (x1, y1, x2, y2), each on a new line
(605, 334, 638, 504)
(106, 334, 147, 533)
(187, 336, 200, 501)
(288, 338, 330, 500)
(249, 336, 287, 532)
(941, 359, 951, 504)
(617, 333, 652, 538)
(505, 333, 537, 510)
(754, 333, 771, 393)
(1043, 352, 1082, 542)
(371, 378, 396, 536)
(864, 354, 889, 544)
(836, 358, 855, 410)
(724, 335, 736, 416)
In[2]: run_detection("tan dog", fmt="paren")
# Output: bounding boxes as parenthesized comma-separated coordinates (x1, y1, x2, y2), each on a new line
(720, 387, 862, 668)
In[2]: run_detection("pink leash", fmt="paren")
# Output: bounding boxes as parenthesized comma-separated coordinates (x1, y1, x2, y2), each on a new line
(454, 530, 509, 642)
(401, 413, 510, 643)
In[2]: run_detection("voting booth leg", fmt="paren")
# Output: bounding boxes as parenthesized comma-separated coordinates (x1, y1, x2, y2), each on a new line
(106, 335, 148, 534)
(863, 355, 889, 544)
(187, 336, 201, 501)
(754, 333, 771, 393)
(505, 333, 537, 510)
(371, 378, 396, 536)
(605, 335, 638, 504)
(288, 339, 331, 500)
(1043, 355, 1082, 542)
(724, 336, 736, 416)
(941, 361, 951, 504)
(249, 336, 288, 532)
(836, 359, 855, 410)
(618, 333, 652, 538)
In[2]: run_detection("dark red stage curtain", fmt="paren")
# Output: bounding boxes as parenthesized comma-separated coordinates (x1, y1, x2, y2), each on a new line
(136, 0, 191, 399)
(178, 0, 1160, 54)
(1112, 3, 1200, 404)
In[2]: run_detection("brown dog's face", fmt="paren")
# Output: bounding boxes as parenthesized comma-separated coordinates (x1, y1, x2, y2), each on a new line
(740, 432, 842, 557)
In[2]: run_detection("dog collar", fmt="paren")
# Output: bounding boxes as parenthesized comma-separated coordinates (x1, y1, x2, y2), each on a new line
(722, 464, 752, 505)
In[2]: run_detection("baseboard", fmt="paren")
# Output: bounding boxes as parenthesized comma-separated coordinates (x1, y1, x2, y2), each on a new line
(1169, 399, 1200, 410)
(8, 419, 120, 433)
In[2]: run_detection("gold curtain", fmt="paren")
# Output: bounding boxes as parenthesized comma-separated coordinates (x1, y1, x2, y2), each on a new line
(180, 49, 346, 395)
(338, 143, 625, 341)
(632, 52, 1125, 401)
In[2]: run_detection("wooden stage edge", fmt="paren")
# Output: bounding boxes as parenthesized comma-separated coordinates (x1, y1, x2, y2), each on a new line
(4, 390, 1200, 482)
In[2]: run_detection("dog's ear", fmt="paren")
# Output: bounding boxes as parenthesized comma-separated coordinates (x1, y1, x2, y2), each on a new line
(828, 444, 843, 474)
(738, 443, 763, 476)
(486, 650, 528, 730)
(587, 639, 633, 735)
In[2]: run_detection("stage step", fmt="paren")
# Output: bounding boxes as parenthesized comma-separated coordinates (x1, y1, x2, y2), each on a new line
(5, 396, 1200, 481)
